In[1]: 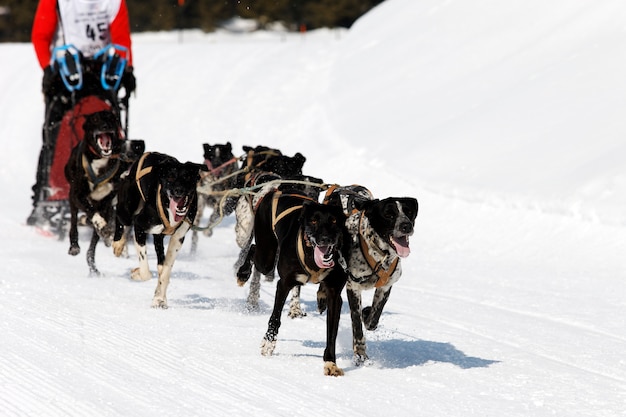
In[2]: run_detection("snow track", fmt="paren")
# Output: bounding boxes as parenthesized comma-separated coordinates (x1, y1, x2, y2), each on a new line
(2, 2, 626, 414)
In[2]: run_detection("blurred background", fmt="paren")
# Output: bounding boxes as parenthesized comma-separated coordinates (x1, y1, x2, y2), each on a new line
(0, 0, 385, 41)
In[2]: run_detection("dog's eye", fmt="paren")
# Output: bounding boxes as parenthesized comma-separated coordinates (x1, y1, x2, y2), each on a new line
(310, 219, 318, 225)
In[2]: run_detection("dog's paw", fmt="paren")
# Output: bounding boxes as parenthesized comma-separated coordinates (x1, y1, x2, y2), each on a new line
(68, 245, 80, 256)
(112, 238, 127, 257)
(245, 301, 260, 313)
(288, 301, 306, 319)
(91, 212, 107, 231)
(131, 267, 151, 281)
(151, 298, 168, 309)
(352, 353, 372, 367)
(260, 338, 276, 356)
(323, 361, 344, 377)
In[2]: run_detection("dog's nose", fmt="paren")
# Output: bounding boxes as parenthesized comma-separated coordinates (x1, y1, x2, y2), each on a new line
(399, 221, 413, 234)
(316, 234, 336, 247)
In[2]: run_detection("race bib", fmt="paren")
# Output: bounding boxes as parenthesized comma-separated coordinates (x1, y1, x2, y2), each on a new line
(56, 0, 122, 57)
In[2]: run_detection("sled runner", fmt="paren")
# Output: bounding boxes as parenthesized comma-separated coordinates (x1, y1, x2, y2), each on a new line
(28, 44, 133, 238)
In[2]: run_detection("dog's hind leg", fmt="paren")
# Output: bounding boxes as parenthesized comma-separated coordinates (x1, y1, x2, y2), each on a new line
(86, 230, 100, 276)
(131, 229, 151, 281)
(288, 286, 306, 318)
(261, 278, 293, 356)
(189, 198, 205, 255)
(346, 282, 369, 366)
(236, 242, 255, 286)
(246, 267, 261, 311)
(316, 283, 328, 314)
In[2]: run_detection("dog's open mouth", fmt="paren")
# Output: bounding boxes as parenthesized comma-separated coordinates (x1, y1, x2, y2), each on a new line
(313, 244, 335, 269)
(168, 195, 190, 223)
(95, 131, 114, 157)
(391, 235, 411, 258)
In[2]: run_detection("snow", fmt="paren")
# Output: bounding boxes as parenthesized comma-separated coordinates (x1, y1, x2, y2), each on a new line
(1, 0, 625, 415)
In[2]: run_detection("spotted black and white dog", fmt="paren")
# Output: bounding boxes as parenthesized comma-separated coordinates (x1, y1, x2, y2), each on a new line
(323, 185, 418, 365)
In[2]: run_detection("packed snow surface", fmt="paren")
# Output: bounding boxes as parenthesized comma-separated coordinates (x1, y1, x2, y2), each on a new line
(0, 0, 624, 416)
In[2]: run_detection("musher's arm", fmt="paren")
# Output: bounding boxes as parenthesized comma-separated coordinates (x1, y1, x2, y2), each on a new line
(31, 0, 58, 69)
(109, 0, 133, 66)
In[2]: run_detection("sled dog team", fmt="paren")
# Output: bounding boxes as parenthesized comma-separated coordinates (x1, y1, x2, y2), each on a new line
(61, 111, 418, 376)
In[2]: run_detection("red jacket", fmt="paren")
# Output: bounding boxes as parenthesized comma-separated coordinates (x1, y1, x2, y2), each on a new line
(31, 0, 132, 69)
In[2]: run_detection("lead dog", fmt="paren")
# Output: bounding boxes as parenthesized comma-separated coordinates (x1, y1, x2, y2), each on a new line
(323, 185, 418, 365)
(112, 152, 207, 308)
(238, 190, 349, 376)
(64, 110, 131, 275)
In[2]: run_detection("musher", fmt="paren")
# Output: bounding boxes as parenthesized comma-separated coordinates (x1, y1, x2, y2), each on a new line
(28, 0, 136, 228)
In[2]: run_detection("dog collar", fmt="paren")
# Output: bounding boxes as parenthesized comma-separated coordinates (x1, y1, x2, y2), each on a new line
(296, 229, 327, 284)
(156, 184, 194, 235)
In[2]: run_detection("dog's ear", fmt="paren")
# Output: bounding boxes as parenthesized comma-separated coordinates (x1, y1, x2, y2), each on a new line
(327, 203, 348, 224)
(242, 145, 253, 153)
(225, 142, 232, 153)
(299, 200, 315, 223)
(354, 198, 378, 212)
(82, 112, 98, 133)
(203, 143, 210, 153)
(399, 197, 418, 220)
(293, 152, 306, 168)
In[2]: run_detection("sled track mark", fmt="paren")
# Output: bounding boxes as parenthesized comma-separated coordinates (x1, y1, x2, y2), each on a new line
(409, 286, 626, 344)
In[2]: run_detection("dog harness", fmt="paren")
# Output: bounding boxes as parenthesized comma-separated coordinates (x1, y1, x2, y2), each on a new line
(80, 141, 121, 191)
(134, 152, 153, 202)
(134, 152, 192, 235)
(357, 211, 399, 288)
(201, 156, 238, 180)
(269, 191, 329, 283)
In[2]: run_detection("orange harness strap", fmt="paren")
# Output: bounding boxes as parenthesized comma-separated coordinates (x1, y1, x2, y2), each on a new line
(358, 211, 399, 288)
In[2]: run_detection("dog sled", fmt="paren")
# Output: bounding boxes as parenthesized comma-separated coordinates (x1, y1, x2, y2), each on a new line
(28, 44, 134, 237)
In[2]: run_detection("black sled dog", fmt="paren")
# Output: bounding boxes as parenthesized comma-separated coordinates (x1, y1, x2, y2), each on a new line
(112, 152, 207, 308)
(324, 185, 418, 366)
(64, 110, 144, 275)
(237, 190, 349, 376)
(191, 142, 240, 253)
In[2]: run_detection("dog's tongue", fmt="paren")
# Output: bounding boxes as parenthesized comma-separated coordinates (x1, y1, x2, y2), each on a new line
(392, 236, 411, 258)
(169, 197, 187, 222)
(314, 246, 335, 269)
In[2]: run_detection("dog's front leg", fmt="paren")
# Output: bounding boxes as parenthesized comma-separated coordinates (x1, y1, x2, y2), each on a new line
(287, 286, 305, 318)
(112, 224, 128, 257)
(363, 286, 392, 331)
(322, 272, 346, 376)
(151, 224, 189, 309)
(346, 282, 369, 366)
(68, 201, 81, 256)
(86, 231, 100, 276)
(131, 228, 152, 281)
(261, 278, 292, 356)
